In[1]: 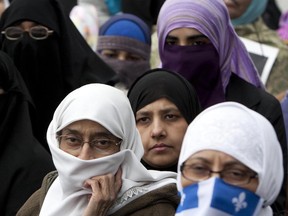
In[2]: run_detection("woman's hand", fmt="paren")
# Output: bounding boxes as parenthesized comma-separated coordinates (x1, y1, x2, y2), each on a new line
(82, 168, 122, 216)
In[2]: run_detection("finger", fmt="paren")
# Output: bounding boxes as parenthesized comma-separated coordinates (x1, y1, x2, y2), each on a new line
(90, 174, 114, 200)
(115, 168, 122, 193)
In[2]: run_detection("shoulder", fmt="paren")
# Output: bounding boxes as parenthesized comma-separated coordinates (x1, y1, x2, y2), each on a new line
(43, 170, 58, 189)
(16, 171, 58, 216)
(111, 183, 179, 216)
(226, 73, 280, 109)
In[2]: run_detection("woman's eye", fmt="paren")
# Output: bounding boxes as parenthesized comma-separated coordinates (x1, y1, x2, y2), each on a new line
(94, 139, 110, 146)
(63, 136, 81, 146)
(190, 39, 210, 46)
(226, 170, 246, 178)
(105, 53, 117, 58)
(193, 41, 205, 45)
(136, 117, 150, 124)
(165, 39, 177, 45)
(165, 113, 181, 121)
(126, 55, 142, 61)
(101, 50, 117, 58)
(192, 165, 207, 171)
(165, 114, 176, 119)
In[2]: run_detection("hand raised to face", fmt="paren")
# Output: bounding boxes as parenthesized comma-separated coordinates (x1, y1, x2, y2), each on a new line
(82, 168, 122, 216)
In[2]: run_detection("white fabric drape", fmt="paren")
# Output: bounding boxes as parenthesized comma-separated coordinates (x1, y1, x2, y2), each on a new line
(40, 83, 177, 216)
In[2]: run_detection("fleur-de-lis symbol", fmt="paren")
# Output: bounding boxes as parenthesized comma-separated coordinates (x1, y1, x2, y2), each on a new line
(232, 192, 248, 212)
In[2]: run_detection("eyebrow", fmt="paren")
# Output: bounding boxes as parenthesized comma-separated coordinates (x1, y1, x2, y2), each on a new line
(136, 107, 181, 116)
(61, 128, 116, 138)
(187, 157, 244, 168)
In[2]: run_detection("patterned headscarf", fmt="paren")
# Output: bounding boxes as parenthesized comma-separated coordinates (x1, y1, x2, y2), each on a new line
(157, 0, 263, 90)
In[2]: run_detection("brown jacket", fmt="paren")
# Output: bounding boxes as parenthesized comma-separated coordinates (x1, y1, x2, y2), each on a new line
(17, 171, 180, 216)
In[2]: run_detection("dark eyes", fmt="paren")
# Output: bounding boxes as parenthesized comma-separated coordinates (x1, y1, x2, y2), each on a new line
(136, 114, 179, 126)
(102, 51, 117, 58)
(101, 50, 143, 61)
(165, 114, 177, 119)
(165, 38, 210, 46)
(166, 38, 177, 45)
(126, 55, 142, 61)
(136, 117, 150, 124)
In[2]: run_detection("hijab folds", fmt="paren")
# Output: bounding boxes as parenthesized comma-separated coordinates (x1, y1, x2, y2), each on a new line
(178, 102, 283, 215)
(42, 84, 176, 216)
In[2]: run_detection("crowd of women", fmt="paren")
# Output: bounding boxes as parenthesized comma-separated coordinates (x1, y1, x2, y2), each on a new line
(0, 0, 288, 215)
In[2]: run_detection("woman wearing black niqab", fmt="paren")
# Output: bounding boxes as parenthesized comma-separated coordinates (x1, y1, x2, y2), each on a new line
(0, 0, 117, 147)
(0, 50, 55, 216)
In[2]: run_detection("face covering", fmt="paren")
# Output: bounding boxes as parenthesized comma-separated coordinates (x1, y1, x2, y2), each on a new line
(161, 44, 225, 109)
(2, 33, 64, 144)
(176, 178, 264, 216)
(101, 56, 150, 89)
(2, 33, 62, 94)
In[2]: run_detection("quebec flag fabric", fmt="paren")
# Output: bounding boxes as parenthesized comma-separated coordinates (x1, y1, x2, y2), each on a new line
(176, 178, 264, 216)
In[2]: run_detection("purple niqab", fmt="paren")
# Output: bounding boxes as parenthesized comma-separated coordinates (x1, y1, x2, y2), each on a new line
(162, 43, 225, 109)
(157, 0, 263, 91)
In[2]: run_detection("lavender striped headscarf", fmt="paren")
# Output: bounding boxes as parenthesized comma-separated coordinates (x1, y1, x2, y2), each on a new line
(157, 0, 263, 90)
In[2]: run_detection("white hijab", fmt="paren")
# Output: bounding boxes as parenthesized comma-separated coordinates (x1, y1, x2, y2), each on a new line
(177, 102, 283, 216)
(40, 84, 177, 216)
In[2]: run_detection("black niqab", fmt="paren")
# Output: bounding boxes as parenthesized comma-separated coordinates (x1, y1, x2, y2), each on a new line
(0, 0, 117, 147)
(0, 51, 55, 216)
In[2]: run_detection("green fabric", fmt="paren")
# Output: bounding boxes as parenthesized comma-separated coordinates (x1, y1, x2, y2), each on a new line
(235, 17, 288, 96)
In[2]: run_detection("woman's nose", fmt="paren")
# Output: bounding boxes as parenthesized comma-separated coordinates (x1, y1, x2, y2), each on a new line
(150, 119, 166, 139)
(78, 143, 95, 160)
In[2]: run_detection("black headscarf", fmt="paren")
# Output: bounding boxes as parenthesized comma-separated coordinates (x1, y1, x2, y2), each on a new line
(128, 68, 202, 124)
(0, 0, 117, 146)
(0, 51, 55, 216)
(127, 68, 202, 172)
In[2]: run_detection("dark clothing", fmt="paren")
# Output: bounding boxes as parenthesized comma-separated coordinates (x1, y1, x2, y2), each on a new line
(0, 0, 116, 149)
(141, 159, 178, 173)
(226, 73, 287, 214)
(262, 0, 281, 30)
(121, 0, 165, 29)
(59, 0, 77, 15)
(0, 51, 55, 216)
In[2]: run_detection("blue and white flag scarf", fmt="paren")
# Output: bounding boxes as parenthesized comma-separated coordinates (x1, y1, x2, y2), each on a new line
(176, 178, 264, 216)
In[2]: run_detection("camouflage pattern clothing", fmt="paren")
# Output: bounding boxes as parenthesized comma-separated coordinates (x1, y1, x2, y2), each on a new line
(235, 17, 288, 96)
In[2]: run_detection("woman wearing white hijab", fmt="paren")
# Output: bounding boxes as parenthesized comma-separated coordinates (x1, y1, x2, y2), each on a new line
(176, 102, 284, 216)
(17, 84, 179, 216)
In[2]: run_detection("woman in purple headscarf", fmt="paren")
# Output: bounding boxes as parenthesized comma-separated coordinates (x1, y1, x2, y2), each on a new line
(157, 0, 287, 214)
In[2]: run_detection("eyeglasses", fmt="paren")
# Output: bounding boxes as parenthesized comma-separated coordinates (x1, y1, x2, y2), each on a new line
(1, 26, 54, 40)
(180, 163, 258, 186)
(57, 134, 122, 155)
